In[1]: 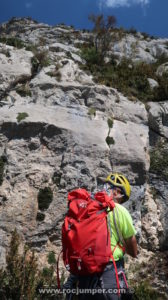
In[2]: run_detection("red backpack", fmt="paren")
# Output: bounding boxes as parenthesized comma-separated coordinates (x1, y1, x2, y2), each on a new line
(57, 188, 120, 291)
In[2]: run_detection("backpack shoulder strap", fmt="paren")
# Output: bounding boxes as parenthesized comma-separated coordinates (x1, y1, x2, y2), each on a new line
(112, 208, 125, 253)
(113, 208, 124, 244)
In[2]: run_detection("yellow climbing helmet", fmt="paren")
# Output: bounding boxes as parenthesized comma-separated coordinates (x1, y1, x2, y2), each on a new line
(105, 173, 131, 200)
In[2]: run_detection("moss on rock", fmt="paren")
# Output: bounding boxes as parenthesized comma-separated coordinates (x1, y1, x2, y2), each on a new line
(37, 187, 53, 211)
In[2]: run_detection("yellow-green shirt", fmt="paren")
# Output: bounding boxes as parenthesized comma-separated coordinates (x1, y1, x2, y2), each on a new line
(108, 203, 136, 261)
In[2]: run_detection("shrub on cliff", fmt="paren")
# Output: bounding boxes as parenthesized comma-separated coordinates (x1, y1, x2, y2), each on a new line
(0, 36, 25, 49)
(88, 14, 116, 57)
(31, 50, 50, 74)
(0, 229, 38, 299)
(81, 46, 102, 66)
(0, 230, 63, 300)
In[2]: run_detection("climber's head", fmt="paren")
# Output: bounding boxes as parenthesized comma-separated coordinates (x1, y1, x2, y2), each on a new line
(104, 173, 131, 203)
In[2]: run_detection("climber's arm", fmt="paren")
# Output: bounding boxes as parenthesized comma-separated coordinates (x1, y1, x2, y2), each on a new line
(124, 235, 137, 258)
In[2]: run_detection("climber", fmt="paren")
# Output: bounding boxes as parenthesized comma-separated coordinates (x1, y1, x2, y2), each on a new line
(63, 173, 137, 300)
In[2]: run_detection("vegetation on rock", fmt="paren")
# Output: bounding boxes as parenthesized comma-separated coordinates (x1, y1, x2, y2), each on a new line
(0, 156, 7, 186)
(36, 212, 45, 222)
(132, 281, 166, 300)
(88, 14, 116, 56)
(106, 117, 114, 146)
(0, 230, 63, 300)
(47, 251, 56, 264)
(37, 187, 53, 210)
(150, 140, 168, 181)
(107, 118, 113, 129)
(81, 46, 168, 102)
(88, 107, 96, 117)
(106, 136, 115, 146)
(128, 254, 168, 300)
(16, 83, 32, 97)
(31, 50, 50, 74)
(17, 112, 29, 123)
(0, 36, 25, 49)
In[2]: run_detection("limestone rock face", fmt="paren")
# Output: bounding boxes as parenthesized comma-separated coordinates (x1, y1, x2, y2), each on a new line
(147, 78, 159, 89)
(156, 62, 168, 76)
(148, 101, 168, 139)
(141, 184, 164, 251)
(111, 34, 168, 63)
(0, 18, 168, 293)
(0, 43, 33, 98)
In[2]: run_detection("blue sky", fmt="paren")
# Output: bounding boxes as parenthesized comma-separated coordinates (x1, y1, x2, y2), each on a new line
(0, 0, 168, 38)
